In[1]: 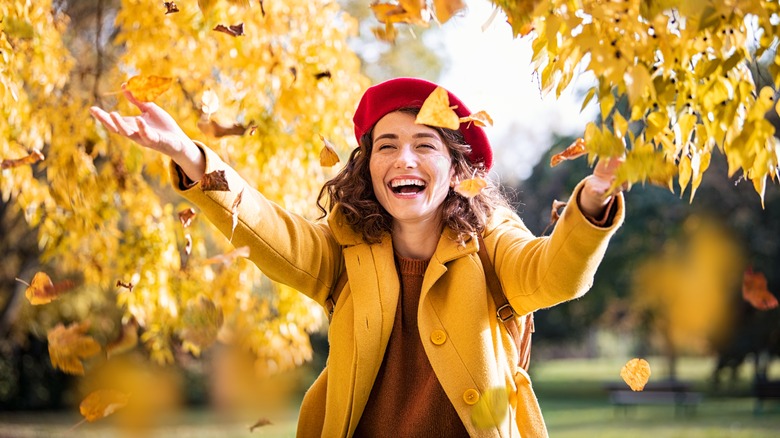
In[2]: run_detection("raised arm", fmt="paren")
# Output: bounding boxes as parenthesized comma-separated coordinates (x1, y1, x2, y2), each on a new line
(89, 87, 206, 182)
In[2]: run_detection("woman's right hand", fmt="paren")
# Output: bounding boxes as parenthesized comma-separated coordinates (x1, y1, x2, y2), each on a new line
(89, 86, 206, 182)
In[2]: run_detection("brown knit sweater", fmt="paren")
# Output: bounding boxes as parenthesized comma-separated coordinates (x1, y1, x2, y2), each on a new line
(354, 254, 470, 437)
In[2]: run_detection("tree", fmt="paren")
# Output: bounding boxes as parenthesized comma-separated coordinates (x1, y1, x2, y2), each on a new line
(1, 0, 369, 395)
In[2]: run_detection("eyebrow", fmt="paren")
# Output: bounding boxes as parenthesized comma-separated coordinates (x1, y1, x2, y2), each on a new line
(374, 132, 441, 142)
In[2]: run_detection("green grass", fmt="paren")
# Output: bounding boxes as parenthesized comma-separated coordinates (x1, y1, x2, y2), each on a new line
(1, 356, 777, 437)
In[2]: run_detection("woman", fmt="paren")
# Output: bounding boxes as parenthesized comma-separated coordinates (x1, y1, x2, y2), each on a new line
(90, 77, 624, 437)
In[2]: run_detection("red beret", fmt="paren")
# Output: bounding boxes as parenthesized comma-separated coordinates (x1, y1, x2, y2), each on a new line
(353, 77, 493, 171)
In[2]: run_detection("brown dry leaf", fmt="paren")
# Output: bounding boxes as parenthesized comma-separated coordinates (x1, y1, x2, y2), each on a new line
(201, 170, 230, 191)
(314, 71, 332, 80)
(550, 137, 587, 167)
(124, 75, 173, 102)
(459, 110, 493, 128)
(542, 200, 567, 235)
(204, 246, 250, 265)
(454, 177, 487, 198)
(229, 188, 244, 242)
(163, 1, 179, 14)
(319, 135, 341, 167)
(249, 417, 272, 431)
(1, 149, 44, 169)
(178, 208, 196, 228)
(214, 23, 245, 37)
(742, 268, 779, 311)
(620, 358, 651, 391)
(23, 272, 75, 305)
(47, 321, 101, 375)
(416, 87, 460, 130)
(372, 22, 397, 43)
(106, 318, 139, 358)
(115, 280, 134, 292)
(80, 389, 130, 422)
(198, 116, 250, 138)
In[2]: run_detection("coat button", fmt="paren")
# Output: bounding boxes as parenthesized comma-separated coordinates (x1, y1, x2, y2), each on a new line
(463, 389, 480, 405)
(430, 330, 447, 345)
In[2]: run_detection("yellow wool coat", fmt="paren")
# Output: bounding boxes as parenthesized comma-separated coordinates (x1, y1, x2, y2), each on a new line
(172, 143, 625, 437)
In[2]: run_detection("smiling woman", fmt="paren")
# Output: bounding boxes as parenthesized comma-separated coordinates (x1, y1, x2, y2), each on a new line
(90, 76, 625, 437)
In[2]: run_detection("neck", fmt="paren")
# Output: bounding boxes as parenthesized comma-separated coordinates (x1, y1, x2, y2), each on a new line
(391, 218, 441, 260)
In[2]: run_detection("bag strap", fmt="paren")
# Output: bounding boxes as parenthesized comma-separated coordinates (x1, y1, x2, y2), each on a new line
(477, 234, 534, 371)
(325, 266, 348, 321)
(324, 235, 535, 370)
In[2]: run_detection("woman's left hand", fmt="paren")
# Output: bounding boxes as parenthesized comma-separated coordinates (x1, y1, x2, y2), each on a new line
(578, 156, 624, 219)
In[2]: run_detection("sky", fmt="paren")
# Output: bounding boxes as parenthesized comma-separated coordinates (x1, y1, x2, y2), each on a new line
(432, 0, 597, 182)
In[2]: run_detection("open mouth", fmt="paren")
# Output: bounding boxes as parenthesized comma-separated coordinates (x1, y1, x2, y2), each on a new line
(389, 178, 427, 195)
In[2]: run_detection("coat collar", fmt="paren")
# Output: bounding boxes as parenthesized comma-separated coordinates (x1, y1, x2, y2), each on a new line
(327, 203, 480, 259)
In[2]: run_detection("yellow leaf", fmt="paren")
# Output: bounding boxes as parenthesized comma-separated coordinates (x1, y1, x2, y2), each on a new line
(319, 135, 341, 167)
(80, 389, 130, 422)
(454, 177, 487, 198)
(124, 75, 173, 102)
(678, 155, 692, 196)
(24, 271, 75, 305)
(620, 358, 651, 391)
(180, 295, 224, 353)
(471, 386, 509, 429)
(433, 0, 465, 24)
(106, 318, 139, 359)
(416, 87, 460, 130)
(625, 64, 653, 106)
(459, 110, 493, 127)
(47, 322, 101, 375)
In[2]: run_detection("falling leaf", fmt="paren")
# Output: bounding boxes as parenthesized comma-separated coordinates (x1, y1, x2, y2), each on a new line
(229, 188, 244, 242)
(47, 321, 101, 375)
(742, 268, 778, 311)
(249, 417, 272, 431)
(197, 116, 250, 138)
(470, 387, 509, 429)
(80, 389, 130, 422)
(201, 170, 230, 191)
(314, 71, 332, 80)
(106, 318, 139, 358)
(416, 87, 460, 130)
(433, 0, 466, 24)
(319, 135, 340, 167)
(459, 110, 493, 128)
(178, 208, 197, 228)
(1, 149, 44, 169)
(124, 75, 173, 102)
(163, 1, 179, 14)
(115, 280, 134, 292)
(620, 358, 651, 391)
(23, 272, 75, 305)
(180, 294, 224, 354)
(201, 90, 220, 116)
(454, 177, 487, 198)
(214, 23, 245, 37)
(204, 246, 250, 265)
(551, 137, 587, 167)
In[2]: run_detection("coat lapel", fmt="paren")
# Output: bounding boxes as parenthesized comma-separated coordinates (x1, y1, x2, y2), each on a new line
(343, 234, 399, 432)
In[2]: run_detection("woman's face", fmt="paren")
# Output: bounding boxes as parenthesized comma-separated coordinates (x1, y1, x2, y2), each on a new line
(369, 111, 455, 226)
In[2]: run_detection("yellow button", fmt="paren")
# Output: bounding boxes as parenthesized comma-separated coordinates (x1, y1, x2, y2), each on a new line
(463, 389, 480, 405)
(430, 330, 447, 345)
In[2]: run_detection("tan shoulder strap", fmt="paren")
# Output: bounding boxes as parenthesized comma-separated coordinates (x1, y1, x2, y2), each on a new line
(477, 234, 534, 371)
(325, 267, 348, 321)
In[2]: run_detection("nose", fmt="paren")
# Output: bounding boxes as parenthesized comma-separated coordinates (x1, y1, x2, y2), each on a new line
(394, 145, 418, 169)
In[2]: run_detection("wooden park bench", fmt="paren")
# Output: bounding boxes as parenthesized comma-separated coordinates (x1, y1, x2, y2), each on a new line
(604, 380, 703, 417)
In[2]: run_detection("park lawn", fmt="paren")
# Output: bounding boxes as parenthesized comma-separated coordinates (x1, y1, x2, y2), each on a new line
(0, 356, 777, 437)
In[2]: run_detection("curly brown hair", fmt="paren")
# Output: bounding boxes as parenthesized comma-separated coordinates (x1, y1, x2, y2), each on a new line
(317, 107, 511, 245)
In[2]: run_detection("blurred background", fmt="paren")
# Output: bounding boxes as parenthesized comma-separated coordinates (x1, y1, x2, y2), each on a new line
(1, 0, 779, 437)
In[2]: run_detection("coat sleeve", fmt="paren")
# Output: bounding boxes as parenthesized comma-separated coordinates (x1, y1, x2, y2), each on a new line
(169, 141, 341, 305)
(486, 178, 625, 315)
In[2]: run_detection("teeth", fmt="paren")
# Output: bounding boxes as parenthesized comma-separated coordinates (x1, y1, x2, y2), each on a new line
(390, 179, 426, 187)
